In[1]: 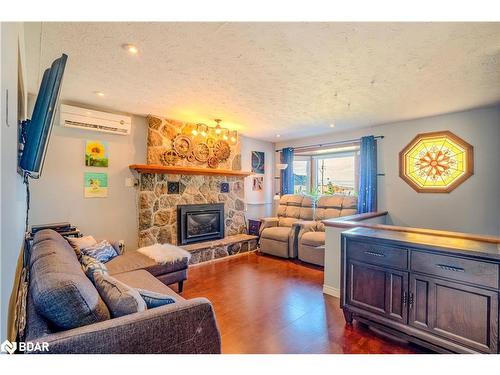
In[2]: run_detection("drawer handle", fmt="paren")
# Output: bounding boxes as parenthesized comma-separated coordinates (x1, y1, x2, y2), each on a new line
(364, 250, 386, 258)
(436, 264, 465, 273)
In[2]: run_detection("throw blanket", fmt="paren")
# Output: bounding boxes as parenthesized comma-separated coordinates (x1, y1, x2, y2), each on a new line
(137, 243, 191, 264)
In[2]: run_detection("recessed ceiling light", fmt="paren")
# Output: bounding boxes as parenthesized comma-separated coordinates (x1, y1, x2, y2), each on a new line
(329, 123, 335, 128)
(122, 44, 138, 54)
(94, 91, 105, 97)
(276, 134, 281, 138)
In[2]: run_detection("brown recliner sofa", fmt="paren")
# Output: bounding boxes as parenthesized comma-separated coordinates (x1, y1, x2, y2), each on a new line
(296, 195, 357, 266)
(259, 194, 314, 258)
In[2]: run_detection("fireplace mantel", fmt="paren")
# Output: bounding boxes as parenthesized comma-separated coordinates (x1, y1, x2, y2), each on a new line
(129, 164, 252, 177)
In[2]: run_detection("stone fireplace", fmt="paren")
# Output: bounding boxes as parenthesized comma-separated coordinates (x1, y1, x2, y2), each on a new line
(135, 115, 258, 265)
(138, 173, 247, 248)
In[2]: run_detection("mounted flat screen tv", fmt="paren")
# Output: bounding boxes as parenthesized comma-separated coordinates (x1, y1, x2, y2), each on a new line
(19, 54, 67, 178)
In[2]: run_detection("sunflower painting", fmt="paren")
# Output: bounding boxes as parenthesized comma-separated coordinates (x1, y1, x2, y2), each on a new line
(85, 140, 109, 167)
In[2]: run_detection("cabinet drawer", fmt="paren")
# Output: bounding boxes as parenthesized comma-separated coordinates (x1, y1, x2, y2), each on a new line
(411, 251, 499, 289)
(347, 240, 408, 269)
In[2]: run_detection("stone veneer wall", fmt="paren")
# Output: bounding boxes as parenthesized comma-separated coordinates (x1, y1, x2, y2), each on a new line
(146, 116, 241, 171)
(138, 173, 247, 248)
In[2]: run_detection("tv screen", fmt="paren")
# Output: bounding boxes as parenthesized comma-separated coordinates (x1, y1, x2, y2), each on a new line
(20, 54, 67, 177)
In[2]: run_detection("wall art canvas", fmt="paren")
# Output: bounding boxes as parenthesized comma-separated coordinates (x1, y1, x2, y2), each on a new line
(251, 151, 265, 174)
(85, 140, 109, 167)
(252, 176, 264, 191)
(84, 172, 108, 198)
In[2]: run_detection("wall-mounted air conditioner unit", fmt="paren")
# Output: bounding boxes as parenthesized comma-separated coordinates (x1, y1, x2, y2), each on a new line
(60, 104, 131, 135)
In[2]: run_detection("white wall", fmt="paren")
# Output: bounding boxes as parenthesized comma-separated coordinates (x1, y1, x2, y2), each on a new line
(240, 135, 275, 219)
(29, 101, 147, 250)
(276, 106, 500, 236)
(0, 22, 28, 342)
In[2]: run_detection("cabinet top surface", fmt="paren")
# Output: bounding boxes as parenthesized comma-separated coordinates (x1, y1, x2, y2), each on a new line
(343, 227, 500, 260)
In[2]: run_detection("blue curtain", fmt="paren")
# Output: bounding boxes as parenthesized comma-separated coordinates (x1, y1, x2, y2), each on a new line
(357, 136, 377, 213)
(280, 148, 294, 195)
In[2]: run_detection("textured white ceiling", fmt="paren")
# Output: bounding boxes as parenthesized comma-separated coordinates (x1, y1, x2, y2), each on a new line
(24, 22, 500, 141)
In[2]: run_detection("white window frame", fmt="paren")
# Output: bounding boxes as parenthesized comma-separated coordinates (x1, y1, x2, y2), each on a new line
(312, 150, 359, 195)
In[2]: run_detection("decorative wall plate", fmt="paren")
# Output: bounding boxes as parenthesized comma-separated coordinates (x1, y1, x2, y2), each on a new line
(194, 142, 210, 162)
(207, 156, 219, 169)
(173, 135, 193, 157)
(160, 150, 179, 165)
(213, 140, 231, 161)
(399, 131, 474, 193)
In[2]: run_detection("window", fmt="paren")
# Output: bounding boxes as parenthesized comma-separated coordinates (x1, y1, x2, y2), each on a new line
(293, 157, 311, 194)
(313, 152, 357, 196)
(291, 146, 359, 196)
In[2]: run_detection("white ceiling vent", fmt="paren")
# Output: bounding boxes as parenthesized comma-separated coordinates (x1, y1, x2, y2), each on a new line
(60, 104, 131, 135)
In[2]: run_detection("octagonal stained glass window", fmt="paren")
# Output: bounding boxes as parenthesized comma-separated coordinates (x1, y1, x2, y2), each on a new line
(399, 131, 474, 193)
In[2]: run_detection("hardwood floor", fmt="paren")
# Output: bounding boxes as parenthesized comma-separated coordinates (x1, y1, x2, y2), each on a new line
(182, 251, 428, 354)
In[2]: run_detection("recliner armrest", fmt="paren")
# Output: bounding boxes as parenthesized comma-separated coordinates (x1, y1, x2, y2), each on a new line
(259, 217, 279, 235)
(294, 220, 319, 241)
(28, 298, 221, 354)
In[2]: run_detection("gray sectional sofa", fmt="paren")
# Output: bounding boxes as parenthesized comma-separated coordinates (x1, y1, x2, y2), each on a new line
(25, 230, 221, 354)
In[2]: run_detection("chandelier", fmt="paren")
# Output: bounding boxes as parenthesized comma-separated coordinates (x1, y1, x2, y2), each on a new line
(191, 119, 238, 145)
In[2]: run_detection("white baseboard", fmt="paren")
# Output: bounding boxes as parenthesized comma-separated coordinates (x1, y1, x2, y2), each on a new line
(322, 284, 340, 298)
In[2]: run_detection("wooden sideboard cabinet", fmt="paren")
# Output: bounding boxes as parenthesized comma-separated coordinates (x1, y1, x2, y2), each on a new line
(340, 227, 500, 354)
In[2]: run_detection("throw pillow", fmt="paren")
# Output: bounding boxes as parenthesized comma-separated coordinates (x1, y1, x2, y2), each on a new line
(80, 255, 108, 282)
(93, 273, 147, 318)
(81, 240, 119, 263)
(66, 235, 97, 258)
(136, 288, 176, 308)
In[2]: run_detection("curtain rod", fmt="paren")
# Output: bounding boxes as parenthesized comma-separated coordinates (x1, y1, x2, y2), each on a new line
(275, 135, 384, 153)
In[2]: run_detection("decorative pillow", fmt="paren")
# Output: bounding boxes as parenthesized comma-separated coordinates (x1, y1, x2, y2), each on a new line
(81, 240, 119, 263)
(93, 273, 146, 318)
(136, 288, 176, 309)
(80, 255, 108, 282)
(66, 235, 97, 258)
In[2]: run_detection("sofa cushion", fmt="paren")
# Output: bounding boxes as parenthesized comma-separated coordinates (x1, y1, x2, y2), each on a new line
(301, 231, 326, 247)
(342, 196, 357, 209)
(284, 205, 301, 219)
(317, 195, 343, 209)
(30, 230, 110, 330)
(81, 240, 119, 263)
(113, 270, 184, 301)
(279, 194, 303, 206)
(93, 273, 147, 318)
(261, 226, 292, 242)
(106, 251, 156, 275)
(106, 251, 190, 276)
(278, 217, 299, 228)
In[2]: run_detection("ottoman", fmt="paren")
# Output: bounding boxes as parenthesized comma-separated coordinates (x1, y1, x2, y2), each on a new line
(106, 246, 190, 292)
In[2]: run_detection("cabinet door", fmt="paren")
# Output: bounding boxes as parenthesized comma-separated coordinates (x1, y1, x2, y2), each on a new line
(346, 260, 408, 324)
(409, 274, 498, 353)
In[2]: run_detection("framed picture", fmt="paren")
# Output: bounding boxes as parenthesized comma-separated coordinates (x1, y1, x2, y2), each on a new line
(252, 176, 263, 191)
(85, 140, 109, 167)
(84, 172, 108, 198)
(251, 151, 265, 174)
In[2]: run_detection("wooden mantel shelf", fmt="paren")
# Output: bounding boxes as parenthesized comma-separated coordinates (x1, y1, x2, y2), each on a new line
(129, 164, 253, 177)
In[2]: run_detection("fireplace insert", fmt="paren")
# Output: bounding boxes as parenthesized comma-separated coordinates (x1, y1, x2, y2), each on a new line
(177, 203, 224, 245)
